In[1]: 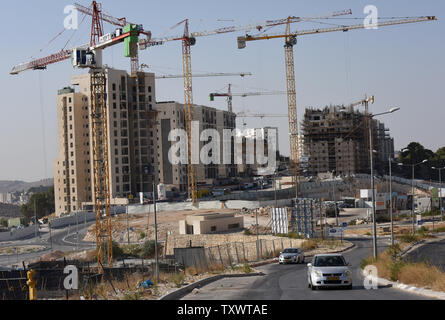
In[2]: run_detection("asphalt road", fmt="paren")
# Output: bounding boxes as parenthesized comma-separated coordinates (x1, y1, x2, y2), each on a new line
(183, 238, 433, 300)
(404, 238, 445, 272)
(0, 222, 95, 268)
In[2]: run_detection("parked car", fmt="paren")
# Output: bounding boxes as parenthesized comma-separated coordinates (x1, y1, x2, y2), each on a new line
(279, 248, 305, 264)
(307, 254, 352, 290)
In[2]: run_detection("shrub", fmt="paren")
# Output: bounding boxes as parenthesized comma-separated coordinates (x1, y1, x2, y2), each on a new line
(301, 239, 318, 251)
(389, 260, 406, 281)
(139, 232, 146, 240)
(433, 226, 445, 233)
(141, 240, 161, 258)
(168, 273, 185, 288)
(398, 234, 419, 244)
(242, 263, 253, 274)
(360, 256, 376, 270)
(122, 244, 142, 258)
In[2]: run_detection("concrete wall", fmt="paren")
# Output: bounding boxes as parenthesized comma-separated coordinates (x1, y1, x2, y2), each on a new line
(128, 199, 294, 215)
(0, 226, 37, 242)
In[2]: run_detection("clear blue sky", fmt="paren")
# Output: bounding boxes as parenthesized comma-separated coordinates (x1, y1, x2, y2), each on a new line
(1, 0, 444, 182)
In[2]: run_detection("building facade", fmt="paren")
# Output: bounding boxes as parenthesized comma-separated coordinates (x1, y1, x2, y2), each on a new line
(155, 101, 237, 192)
(54, 68, 158, 216)
(302, 105, 395, 176)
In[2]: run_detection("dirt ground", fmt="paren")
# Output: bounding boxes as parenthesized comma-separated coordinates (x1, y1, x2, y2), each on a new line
(83, 208, 244, 244)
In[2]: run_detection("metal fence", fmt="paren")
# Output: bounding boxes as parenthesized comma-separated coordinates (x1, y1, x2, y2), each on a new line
(175, 237, 304, 270)
(0, 258, 179, 300)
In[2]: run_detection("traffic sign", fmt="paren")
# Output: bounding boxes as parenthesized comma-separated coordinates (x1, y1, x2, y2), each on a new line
(341, 222, 348, 229)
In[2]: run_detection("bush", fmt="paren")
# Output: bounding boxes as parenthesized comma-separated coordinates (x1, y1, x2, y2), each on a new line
(301, 239, 318, 251)
(139, 232, 146, 240)
(433, 226, 445, 233)
(242, 263, 253, 274)
(97, 241, 124, 262)
(390, 260, 406, 281)
(360, 256, 376, 270)
(122, 244, 142, 258)
(141, 240, 161, 258)
(398, 234, 420, 244)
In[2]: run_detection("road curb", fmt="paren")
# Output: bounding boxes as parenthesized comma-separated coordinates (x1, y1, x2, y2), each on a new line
(158, 241, 355, 300)
(250, 242, 356, 268)
(361, 270, 445, 300)
(159, 272, 265, 300)
(398, 235, 445, 258)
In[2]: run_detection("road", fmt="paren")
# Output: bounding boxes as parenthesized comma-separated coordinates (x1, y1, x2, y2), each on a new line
(404, 238, 445, 272)
(182, 238, 433, 300)
(0, 221, 96, 268)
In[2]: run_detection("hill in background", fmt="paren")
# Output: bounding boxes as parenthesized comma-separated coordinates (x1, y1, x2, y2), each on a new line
(0, 178, 53, 193)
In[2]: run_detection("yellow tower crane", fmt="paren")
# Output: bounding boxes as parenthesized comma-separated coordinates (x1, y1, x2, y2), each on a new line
(10, 1, 152, 271)
(139, 9, 353, 203)
(237, 15, 437, 198)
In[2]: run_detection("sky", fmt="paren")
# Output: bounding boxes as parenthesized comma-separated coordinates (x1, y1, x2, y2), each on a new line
(0, 0, 444, 182)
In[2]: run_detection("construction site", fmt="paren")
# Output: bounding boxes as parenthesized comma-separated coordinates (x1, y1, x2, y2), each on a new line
(0, 1, 442, 301)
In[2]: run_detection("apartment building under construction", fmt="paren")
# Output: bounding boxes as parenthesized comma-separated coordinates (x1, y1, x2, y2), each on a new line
(54, 68, 158, 216)
(155, 101, 237, 192)
(302, 105, 394, 176)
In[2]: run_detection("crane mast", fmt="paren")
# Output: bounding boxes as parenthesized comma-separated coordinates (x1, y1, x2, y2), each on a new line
(284, 17, 300, 197)
(182, 20, 198, 204)
(89, 1, 113, 270)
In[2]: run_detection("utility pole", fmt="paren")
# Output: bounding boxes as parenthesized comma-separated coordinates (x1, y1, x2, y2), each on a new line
(126, 205, 130, 245)
(369, 117, 378, 259)
(432, 167, 444, 222)
(49, 221, 53, 251)
(398, 156, 427, 235)
(34, 198, 38, 240)
(332, 177, 338, 227)
(274, 171, 278, 208)
(256, 209, 260, 261)
(389, 157, 394, 246)
(76, 211, 79, 251)
(153, 182, 159, 284)
(320, 200, 324, 240)
(412, 165, 415, 234)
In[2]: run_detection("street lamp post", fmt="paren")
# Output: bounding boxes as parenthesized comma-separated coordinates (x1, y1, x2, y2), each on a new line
(389, 157, 394, 246)
(432, 167, 445, 221)
(367, 107, 400, 259)
(398, 156, 428, 235)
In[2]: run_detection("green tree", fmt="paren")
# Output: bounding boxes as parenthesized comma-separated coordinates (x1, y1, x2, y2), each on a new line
(398, 142, 445, 181)
(20, 187, 55, 223)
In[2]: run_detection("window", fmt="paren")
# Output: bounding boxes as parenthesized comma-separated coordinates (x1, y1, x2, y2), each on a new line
(211, 226, 217, 232)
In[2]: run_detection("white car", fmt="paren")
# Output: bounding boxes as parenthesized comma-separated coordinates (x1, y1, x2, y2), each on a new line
(279, 248, 305, 264)
(307, 254, 352, 290)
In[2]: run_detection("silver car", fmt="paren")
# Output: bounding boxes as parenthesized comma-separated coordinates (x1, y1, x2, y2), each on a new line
(279, 248, 305, 264)
(307, 254, 352, 290)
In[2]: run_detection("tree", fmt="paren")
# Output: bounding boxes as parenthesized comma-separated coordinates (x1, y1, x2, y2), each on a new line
(398, 142, 444, 181)
(21, 187, 55, 223)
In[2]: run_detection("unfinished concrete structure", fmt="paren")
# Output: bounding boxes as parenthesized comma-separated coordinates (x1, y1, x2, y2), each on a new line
(54, 68, 158, 216)
(155, 101, 237, 192)
(302, 105, 394, 176)
(179, 212, 244, 235)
